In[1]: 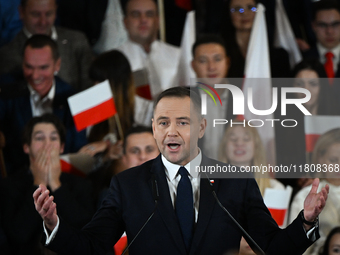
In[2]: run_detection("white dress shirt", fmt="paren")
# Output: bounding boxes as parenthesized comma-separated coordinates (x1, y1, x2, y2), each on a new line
(317, 42, 340, 73)
(28, 81, 55, 116)
(23, 26, 58, 40)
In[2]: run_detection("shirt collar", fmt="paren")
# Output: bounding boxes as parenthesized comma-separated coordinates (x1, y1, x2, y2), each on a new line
(23, 26, 58, 40)
(162, 149, 202, 181)
(128, 38, 158, 54)
(317, 42, 340, 59)
(27, 80, 56, 102)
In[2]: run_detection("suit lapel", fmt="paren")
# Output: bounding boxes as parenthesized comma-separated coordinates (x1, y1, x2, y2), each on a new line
(150, 155, 187, 255)
(17, 89, 33, 124)
(190, 155, 219, 255)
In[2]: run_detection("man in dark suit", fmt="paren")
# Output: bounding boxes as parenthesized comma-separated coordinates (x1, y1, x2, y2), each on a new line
(0, 34, 87, 175)
(0, 114, 94, 255)
(0, 0, 93, 92)
(33, 87, 329, 255)
(303, 0, 340, 78)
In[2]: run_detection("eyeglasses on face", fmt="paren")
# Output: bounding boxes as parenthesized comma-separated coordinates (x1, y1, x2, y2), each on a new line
(230, 5, 257, 14)
(315, 21, 340, 29)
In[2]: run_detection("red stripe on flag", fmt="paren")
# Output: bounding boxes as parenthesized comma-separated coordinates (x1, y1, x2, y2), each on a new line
(60, 159, 86, 177)
(305, 134, 320, 153)
(175, 0, 192, 11)
(73, 99, 117, 131)
(114, 235, 128, 254)
(136, 84, 152, 100)
(268, 208, 287, 226)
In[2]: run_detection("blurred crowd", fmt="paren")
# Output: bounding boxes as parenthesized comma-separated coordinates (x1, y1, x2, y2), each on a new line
(1, 0, 340, 254)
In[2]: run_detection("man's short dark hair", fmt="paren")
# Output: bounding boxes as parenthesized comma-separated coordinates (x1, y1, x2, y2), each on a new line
(23, 34, 60, 61)
(122, 0, 158, 16)
(192, 34, 227, 58)
(22, 114, 66, 146)
(153, 87, 202, 118)
(312, 0, 340, 21)
(21, 0, 56, 8)
(123, 125, 153, 153)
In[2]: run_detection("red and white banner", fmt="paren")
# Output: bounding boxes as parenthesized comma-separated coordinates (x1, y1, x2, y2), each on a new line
(133, 69, 153, 100)
(113, 232, 127, 255)
(243, 3, 276, 165)
(274, 0, 302, 68)
(175, 0, 192, 11)
(263, 186, 292, 227)
(68, 80, 117, 131)
(60, 153, 95, 177)
(304, 116, 340, 152)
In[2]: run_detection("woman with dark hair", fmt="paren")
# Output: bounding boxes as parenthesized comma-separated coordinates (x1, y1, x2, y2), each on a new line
(320, 226, 340, 255)
(87, 50, 135, 142)
(291, 58, 335, 115)
(221, 0, 290, 78)
(78, 50, 136, 206)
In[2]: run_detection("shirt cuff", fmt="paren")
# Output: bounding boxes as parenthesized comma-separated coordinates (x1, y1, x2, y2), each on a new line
(43, 216, 60, 245)
(306, 226, 317, 242)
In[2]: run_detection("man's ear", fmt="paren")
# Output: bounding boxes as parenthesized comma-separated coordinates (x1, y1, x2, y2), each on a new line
(191, 60, 196, 73)
(122, 154, 128, 167)
(152, 118, 156, 139)
(55, 57, 61, 72)
(23, 144, 30, 154)
(198, 117, 207, 139)
(123, 17, 128, 30)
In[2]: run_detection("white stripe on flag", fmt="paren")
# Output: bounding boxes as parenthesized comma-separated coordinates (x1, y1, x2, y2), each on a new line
(244, 3, 276, 166)
(68, 80, 113, 115)
(274, 0, 302, 68)
(304, 116, 340, 134)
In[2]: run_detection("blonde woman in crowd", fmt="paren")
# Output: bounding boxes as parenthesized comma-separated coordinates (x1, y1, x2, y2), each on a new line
(290, 128, 340, 255)
(218, 123, 284, 255)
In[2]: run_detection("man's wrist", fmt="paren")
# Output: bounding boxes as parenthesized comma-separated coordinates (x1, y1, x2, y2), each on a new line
(300, 210, 318, 231)
(49, 181, 61, 192)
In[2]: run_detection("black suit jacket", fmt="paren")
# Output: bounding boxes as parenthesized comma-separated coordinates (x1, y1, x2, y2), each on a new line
(303, 46, 340, 78)
(46, 154, 315, 255)
(0, 169, 94, 255)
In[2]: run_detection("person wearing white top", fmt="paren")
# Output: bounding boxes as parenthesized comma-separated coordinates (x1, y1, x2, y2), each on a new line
(117, 0, 180, 98)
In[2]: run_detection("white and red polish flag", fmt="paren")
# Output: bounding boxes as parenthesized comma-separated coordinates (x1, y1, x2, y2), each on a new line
(274, 0, 302, 68)
(263, 186, 292, 228)
(243, 3, 276, 165)
(68, 80, 117, 131)
(304, 116, 340, 153)
(60, 153, 95, 177)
